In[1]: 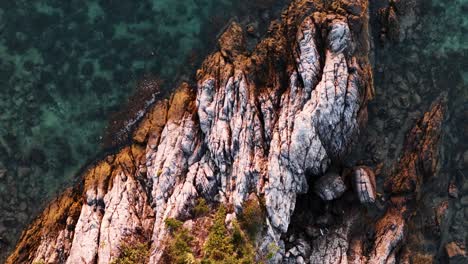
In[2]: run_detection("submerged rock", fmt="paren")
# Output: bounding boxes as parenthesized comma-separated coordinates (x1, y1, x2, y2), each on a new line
(445, 241, 466, 260)
(370, 99, 445, 264)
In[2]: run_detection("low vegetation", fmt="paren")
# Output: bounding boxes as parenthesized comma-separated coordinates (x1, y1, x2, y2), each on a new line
(163, 218, 196, 264)
(165, 217, 184, 231)
(238, 197, 265, 240)
(163, 199, 265, 264)
(193, 197, 210, 217)
(265, 243, 280, 260)
(110, 242, 149, 264)
(201, 206, 255, 264)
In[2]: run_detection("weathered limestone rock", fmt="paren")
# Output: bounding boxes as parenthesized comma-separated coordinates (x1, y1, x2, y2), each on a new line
(281, 99, 445, 264)
(309, 213, 357, 264)
(368, 206, 406, 264)
(445, 241, 466, 259)
(65, 189, 103, 264)
(384, 100, 444, 196)
(369, 100, 444, 264)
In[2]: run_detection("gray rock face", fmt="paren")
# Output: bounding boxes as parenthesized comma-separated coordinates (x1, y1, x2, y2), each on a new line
(265, 16, 361, 234)
(97, 171, 154, 264)
(353, 166, 377, 204)
(296, 16, 321, 93)
(313, 171, 347, 201)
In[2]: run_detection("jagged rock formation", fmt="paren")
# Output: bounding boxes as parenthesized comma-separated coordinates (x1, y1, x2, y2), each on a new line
(7, 1, 373, 263)
(6, 0, 449, 263)
(313, 171, 347, 201)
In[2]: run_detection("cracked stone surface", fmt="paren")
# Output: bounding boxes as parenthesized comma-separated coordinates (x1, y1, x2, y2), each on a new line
(6, 0, 457, 262)
(353, 166, 377, 204)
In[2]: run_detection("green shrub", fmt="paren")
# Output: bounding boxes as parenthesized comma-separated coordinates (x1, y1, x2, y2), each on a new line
(165, 217, 183, 231)
(231, 222, 255, 263)
(163, 205, 260, 264)
(110, 242, 149, 264)
(266, 243, 280, 260)
(163, 217, 196, 264)
(238, 197, 265, 240)
(193, 198, 210, 217)
(202, 206, 256, 264)
(165, 227, 195, 264)
(203, 206, 234, 261)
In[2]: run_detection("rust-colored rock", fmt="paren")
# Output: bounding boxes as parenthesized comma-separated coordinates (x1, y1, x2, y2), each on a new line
(385, 100, 444, 196)
(445, 241, 466, 259)
(368, 99, 445, 264)
(218, 22, 246, 61)
(132, 100, 169, 145)
(6, 188, 82, 264)
(435, 200, 449, 228)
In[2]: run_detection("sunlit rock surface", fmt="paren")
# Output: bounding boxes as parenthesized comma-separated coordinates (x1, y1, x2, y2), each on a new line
(8, 0, 455, 263)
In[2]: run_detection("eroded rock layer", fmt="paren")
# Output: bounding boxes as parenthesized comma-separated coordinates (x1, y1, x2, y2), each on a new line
(7, 0, 376, 263)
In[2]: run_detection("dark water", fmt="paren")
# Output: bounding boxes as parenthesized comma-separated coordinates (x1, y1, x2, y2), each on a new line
(0, 0, 286, 258)
(367, 0, 467, 259)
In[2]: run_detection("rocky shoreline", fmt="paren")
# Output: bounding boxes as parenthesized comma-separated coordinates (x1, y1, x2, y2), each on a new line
(0, 0, 289, 261)
(5, 0, 468, 263)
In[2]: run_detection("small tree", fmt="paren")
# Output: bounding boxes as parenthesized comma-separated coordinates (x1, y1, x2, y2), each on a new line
(193, 198, 210, 217)
(202, 206, 256, 264)
(238, 197, 265, 240)
(203, 206, 234, 261)
(163, 217, 196, 264)
(110, 242, 149, 264)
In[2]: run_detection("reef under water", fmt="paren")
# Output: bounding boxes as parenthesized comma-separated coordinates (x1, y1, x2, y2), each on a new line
(0, 0, 286, 259)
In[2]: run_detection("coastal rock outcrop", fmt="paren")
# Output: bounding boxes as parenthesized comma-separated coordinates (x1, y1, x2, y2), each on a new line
(12, 0, 442, 263)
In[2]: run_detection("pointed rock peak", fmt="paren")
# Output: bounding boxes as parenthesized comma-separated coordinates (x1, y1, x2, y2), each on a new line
(218, 22, 246, 61)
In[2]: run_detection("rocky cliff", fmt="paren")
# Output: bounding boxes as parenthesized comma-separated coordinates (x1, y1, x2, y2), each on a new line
(6, 0, 455, 263)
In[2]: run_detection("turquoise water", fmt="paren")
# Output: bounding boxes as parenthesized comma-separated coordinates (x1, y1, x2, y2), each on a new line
(0, 0, 236, 197)
(0, 0, 285, 257)
(422, 0, 467, 55)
